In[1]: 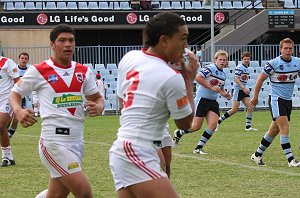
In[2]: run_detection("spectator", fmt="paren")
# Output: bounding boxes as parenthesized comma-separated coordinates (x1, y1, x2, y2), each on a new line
(131, 0, 141, 10)
(141, 0, 152, 10)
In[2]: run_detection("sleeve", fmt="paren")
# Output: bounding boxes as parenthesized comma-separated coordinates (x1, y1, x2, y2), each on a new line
(11, 66, 39, 98)
(160, 74, 192, 120)
(263, 60, 275, 75)
(234, 66, 242, 78)
(6, 59, 19, 79)
(200, 66, 212, 78)
(83, 68, 99, 96)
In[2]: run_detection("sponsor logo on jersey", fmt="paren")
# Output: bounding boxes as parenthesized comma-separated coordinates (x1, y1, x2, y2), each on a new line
(210, 79, 219, 86)
(241, 74, 248, 81)
(68, 162, 79, 170)
(277, 75, 287, 82)
(13, 68, 17, 73)
(48, 74, 58, 83)
(176, 95, 188, 109)
(53, 94, 83, 108)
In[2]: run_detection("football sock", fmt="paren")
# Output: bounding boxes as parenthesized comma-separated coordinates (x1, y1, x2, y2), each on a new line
(218, 111, 231, 124)
(196, 128, 213, 149)
(255, 133, 273, 157)
(245, 113, 252, 129)
(1, 146, 14, 160)
(280, 135, 294, 163)
(35, 189, 48, 198)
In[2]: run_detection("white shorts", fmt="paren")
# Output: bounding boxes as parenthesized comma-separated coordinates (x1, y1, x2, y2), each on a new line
(39, 138, 84, 178)
(109, 139, 168, 191)
(0, 98, 13, 117)
(162, 129, 172, 148)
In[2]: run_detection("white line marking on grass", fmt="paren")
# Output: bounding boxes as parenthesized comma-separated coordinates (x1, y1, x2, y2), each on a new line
(174, 153, 300, 177)
(19, 134, 300, 176)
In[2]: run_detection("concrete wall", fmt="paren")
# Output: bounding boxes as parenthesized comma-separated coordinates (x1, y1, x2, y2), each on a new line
(0, 29, 50, 47)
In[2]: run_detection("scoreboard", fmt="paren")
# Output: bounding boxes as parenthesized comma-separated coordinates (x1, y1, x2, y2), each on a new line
(268, 10, 294, 29)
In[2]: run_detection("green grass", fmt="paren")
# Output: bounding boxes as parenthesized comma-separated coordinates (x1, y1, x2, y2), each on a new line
(1, 111, 300, 197)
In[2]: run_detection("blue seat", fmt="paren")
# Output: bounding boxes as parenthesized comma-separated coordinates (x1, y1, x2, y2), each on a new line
(57, 2, 67, 10)
(171, 1, 183, 9)
(44, 2, 56, 10)
(78, 2, 88, 10)
(120, 1, 131, 10)
(183, 1, 192, 9)
(232, 1, 243, 9)
(243, 1, 253, 9)
(4, 2, 14, 10)
(160, 1, 171, 9)
(192, 1, 202, 9)
(254, 0, 264, 9)
(99, 69, 110, 77)
(99, 1, 110, 10)
(250, 61, 260, 68)
(221, 1, 233, 9)
(111, 2, 120, 10)
(15, 2, 25, 10)
(25, 2, 36, 10)
(106, 63, 117, 72)
(151, 1, 160, 9)
(88, 1, 99, 9)
(104, 75, 116, 83)
(67, 2, 78, 10)
(284, 0, 296, 8)
(95, 64, 105, 71)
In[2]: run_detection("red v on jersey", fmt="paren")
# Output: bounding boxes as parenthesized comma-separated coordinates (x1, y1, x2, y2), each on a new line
(35, 62, 88, 115)
(0, 57, 8, 69)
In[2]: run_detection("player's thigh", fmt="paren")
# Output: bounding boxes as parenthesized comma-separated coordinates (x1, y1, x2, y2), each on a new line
(57, 171, 92, 198)
(117, 188, 136, 198)
(128, 177, 179, 198)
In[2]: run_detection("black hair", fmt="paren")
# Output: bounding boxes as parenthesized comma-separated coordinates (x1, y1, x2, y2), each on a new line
(18, 52, 29, 59)
(49, 24, 75, 42)
(143, 12, 186, 47)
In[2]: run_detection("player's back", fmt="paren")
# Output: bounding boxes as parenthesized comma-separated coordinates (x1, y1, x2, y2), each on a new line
(117, 50, 181, 146)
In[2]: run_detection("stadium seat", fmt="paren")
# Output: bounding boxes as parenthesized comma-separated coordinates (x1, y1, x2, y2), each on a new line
(111, 100, 118, 110)
(99, 1, 110, 9)
(191, 1, 202, 9)
(88, 1, 99, 9)
(250, 73, 259, 80)
(67, 2, 78, 10)
(111, 69, 118, 77)
(4, 2, 14, 10)
(232, 1, 243, 9)
(78, 2, 88, 10)
(228, 61, 236, 69)
(120, 1, 131, 10)
(243, 1, 253, 9)
(99, 69, 110, 77)
(35, 2, 43, 10)
(111, 1, 120, 10)
(24, 2, 36, 10)
(183, 1, 192, 9)
(151, 1, 160, 9)
(284, 0, 296, 8)
(253, 0, 264, 9)
(44, 2, 56, 10)
(223, 68, 231, 74)
(107, 94, 117, 103)
(105, 75, 116, 83)
(171, 1, 183, 9)
(293, 98, 300, 107)
(160, 1, 171, 9)
(14, 2, 25, 10)
(221, 1, 233, 9)
(57, 2, 67, 10)
(250, 61, 260, 68)
(106, 63, 117, 72)
(106, 88, 113, 95)
(109, 81, 117, 90)
(104, 100, 111, 111)
(254, 67, 263, 73)
(95, 64, 105, 71)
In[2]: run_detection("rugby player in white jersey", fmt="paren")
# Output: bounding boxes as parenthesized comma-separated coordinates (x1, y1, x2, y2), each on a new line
(0, 55, 19, 167)
(10, 24, 104, 198)
(109, 12, 199, 197)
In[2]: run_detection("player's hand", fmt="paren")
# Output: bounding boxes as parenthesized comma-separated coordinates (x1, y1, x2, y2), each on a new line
(181, 51, 199, 81)
(249, 98, 258, 107)
(243, 88, 250, 95)
(225, 92, 232, 100)
(85, 101, 101, 117)
(16, 109, 37, 128)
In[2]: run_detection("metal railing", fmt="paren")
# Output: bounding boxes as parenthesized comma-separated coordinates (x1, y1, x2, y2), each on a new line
(2, 44, 300, 67)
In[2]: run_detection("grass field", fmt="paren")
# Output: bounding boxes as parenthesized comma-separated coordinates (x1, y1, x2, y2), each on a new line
(1, 110, 300, 197)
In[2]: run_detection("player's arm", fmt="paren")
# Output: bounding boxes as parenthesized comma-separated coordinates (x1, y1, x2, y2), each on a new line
(85, 92, 104, 117)
(234, 75, 250, 95)
(219, 88, 231, 100)
(10, 91, 37, 128)
(195, 73, 220, 93)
